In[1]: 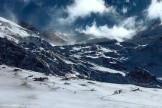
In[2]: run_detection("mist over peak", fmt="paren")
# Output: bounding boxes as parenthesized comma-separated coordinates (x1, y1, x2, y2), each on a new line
(0, 0, 161, 43)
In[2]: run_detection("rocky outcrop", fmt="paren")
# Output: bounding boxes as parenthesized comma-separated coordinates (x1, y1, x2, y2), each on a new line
(1, 17, 162, 88)
(19, 21, 39, 34)
(126, 68, 161, 88)
(0, 37, 50, 74)
(40, 29, 67, 45)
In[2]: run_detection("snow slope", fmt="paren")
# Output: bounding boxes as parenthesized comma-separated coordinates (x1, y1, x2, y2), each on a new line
(0, 65, 162, 108)
(0, 17, 162, 87)
(0, 17, 38, 43)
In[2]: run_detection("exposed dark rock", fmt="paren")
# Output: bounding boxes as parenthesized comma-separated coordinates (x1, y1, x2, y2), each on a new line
(131, 88, 142, 92)
(79, 84, 87, 86)
(64, 82, 71, 85)
(126, 68, 161, 88)
(19, 21, 39, 34)
(28, 75, 34, 77)
(13, 68, 22, 72)
(40, 29, 67, 45)
(114, 89, 123, 94)
(61, 77, 71, 81)
(33, 77, 48, 82)
(0, 37, 50, 74)
(1, 17, 162, 88)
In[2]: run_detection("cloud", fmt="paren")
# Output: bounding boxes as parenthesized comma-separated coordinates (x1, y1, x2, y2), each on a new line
(147, 0, 162, 22)
(77, 17, 138, 42)
(3, 4, 18, 23)
(119, 17, 136, 29)
(122, 7, 128, 14)
(60, 0, 117, 23)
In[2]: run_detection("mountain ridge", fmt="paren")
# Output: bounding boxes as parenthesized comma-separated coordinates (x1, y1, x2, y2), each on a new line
(0, 17, 162, 88)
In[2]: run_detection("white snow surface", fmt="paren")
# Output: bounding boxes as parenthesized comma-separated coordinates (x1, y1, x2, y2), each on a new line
(0, 17, 38, 43)
(100, 46, 114, 52)
(91, 64, 126, 76)
(0, 65, 162, 108)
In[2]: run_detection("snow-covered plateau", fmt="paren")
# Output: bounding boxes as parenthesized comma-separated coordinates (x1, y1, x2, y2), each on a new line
(0, 65, 162, 108)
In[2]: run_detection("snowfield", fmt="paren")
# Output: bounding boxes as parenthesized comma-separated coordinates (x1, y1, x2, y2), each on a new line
(91, 64, 126, 76)
(0, 65, 162, 108)
(0, 17, 38, 43)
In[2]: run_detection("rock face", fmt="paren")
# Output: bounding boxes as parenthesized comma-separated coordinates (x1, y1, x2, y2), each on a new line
(19, 36, 127, 83)
(19, 21, 39, 34)
(0, 17, 162, 88)
(125, 24, 162, 77)
(126, 68, 161, 87)
(0, 37, 50, 74)
(40, 29, 67, 45)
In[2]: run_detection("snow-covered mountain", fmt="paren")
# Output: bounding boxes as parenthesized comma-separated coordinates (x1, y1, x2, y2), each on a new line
(0, 17, 38, 43)
(40, 29, 68, 46)
(1, 16, 162, 107)
(0, 17, 162, 88)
